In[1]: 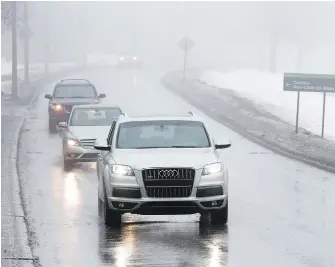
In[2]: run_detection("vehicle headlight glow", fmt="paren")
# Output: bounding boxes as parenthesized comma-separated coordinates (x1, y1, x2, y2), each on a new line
(51, 104, 62, 111)
(120, 57, 124, 61)
(202, 163, 222, 175)
(133, 56, 137, 60)
(67, 139, 80, 146)
(110, 164, 134, 176)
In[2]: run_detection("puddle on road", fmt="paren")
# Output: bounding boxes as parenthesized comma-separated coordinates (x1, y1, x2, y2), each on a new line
(98, 221, 229, 267)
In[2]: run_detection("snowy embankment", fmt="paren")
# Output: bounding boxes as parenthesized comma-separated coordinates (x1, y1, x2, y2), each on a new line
(199, 70, 335, 141)
(162, 71, 335, 173)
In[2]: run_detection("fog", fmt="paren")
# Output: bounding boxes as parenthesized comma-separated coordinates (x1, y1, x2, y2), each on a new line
(2, 1, 335, 73)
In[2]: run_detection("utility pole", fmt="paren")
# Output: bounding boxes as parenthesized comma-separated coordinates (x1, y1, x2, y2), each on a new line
(43, 2, 49, 75)
(23, 1, 29, 83)
(11, 1, 18, 99)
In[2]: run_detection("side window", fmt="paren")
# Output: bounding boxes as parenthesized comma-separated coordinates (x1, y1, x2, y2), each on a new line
(107, 121, 116, 145)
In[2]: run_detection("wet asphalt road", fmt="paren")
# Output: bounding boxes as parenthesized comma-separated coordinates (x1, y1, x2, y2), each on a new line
(17, 68, 335, 267)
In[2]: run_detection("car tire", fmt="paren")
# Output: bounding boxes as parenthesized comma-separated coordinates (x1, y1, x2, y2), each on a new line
(49, 119, 57, 133)
(103, 186, 121, 227)
(211, 199, 228, 225)
(63, 157, 72, 171)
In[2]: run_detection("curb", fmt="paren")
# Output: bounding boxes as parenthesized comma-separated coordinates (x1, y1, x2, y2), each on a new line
(7, 66, 88, 266)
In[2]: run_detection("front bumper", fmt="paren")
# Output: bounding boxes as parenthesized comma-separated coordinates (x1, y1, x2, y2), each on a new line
(49, 110, 70, 123)
(64, 145, 99, 162)
(105, 169, 228, 215)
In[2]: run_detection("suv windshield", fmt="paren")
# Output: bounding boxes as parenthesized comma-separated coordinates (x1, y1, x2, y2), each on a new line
(70, 108, 121, 126)
(53, 85, 97, 98)
(116, 120, 210, 149)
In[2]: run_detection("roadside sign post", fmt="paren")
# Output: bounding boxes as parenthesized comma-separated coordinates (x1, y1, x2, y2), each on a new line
(178, 35, 195, 81)
(295, 91, 300, 134)
(283, 73, 335, 138)
(321, 92, 327, 138)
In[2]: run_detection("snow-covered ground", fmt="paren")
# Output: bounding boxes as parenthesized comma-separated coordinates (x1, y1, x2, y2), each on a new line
(1, 60, 80, 96)
(1, 54, 117, 96)
(199, 70, 335, 141)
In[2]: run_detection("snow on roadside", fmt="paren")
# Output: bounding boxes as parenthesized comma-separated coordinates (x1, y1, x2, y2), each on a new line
(199, 70, 335, 141)
(1, 60, 78, 96)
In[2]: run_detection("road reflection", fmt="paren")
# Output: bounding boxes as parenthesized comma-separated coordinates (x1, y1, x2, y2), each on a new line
(99, 220, 229, 266)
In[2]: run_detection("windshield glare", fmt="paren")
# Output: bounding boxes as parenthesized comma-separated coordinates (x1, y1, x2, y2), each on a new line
(116, 120, 210, 149)
(53, 85, 97, 98)
(70, 108, 121, 126)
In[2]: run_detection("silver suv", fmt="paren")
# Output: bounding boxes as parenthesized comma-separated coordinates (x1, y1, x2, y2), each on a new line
(94, 112, 231, 227)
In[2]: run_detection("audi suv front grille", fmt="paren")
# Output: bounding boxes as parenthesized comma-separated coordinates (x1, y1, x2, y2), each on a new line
(142, 168, 195, 198)
(80, 139, 96, 149)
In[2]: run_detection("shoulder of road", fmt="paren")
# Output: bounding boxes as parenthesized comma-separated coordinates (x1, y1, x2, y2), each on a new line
(1, 62, 88, 267)
(162, 71, 335, 174)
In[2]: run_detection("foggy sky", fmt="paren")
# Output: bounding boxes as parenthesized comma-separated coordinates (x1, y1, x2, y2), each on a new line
(2, 1, 335, 73)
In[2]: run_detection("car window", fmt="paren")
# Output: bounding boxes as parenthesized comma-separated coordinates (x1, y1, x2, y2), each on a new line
(69, 108, 121, 126)
(116, 120, 211, 149)
(53, 85, 97, 98)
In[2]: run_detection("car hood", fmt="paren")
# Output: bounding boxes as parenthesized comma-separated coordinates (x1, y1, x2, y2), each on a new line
(68, 126, 111, 140)
(51, 98, 99, 105)
(112, 148, 218, 170)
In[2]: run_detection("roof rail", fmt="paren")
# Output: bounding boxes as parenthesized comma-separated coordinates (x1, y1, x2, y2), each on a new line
(59, 78, 91, 84)
(188, 111, 194, 116)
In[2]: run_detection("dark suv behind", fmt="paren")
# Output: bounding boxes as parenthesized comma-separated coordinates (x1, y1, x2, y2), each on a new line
(45, 79, 106, 132)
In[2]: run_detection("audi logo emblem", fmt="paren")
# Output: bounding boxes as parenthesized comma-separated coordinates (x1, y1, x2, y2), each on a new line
(158, 169, 179, 178)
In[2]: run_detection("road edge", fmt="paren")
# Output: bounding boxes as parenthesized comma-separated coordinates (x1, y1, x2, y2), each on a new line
(161, 72, 335, 174)
(9, 67, 87, 267)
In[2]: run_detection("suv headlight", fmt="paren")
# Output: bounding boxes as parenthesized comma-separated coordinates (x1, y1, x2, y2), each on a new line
(67, 139, 80, 146)
(110, 164, 134, 176)
(202, 163, 222, 175)
(51, 104, 62, 111)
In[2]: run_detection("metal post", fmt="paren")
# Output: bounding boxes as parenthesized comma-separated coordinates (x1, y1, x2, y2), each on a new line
(321, 92, 327, 138)
(183, 41, 188, 80)
(295, 91, 300, 133)
(23, 2, 29, 83)
(11, 1, 18, 99)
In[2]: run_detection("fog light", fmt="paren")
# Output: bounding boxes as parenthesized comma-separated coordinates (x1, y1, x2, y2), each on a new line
(118, 202, 124, 208)
(212, 201, 217, 206)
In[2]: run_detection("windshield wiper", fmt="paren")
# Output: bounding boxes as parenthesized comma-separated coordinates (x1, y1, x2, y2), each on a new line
(65, 96, 90, 98)
(171, 145, 200, 148)
(132, 146, 201, 149)
(133, 146, 161, 149)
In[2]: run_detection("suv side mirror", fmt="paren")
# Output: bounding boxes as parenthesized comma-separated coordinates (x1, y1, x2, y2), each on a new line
(98, 93, 106, 99)
(94, 138, 111, 151)
(214, 138, 231, 149)
(57, 121, 67, 129)
(45, 94, 52, 99)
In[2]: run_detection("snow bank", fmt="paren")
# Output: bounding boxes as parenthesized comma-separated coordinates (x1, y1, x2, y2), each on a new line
(1, 60, 78, 96)
(199, 70, 335, 141)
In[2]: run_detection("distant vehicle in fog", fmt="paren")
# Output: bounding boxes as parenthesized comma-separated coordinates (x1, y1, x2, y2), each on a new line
(57, 104, 123, 171)
(117, 53, 142, 68)
(44, 79, 106, 133)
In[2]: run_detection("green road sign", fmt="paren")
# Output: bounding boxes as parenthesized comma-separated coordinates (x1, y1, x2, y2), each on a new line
(283, 73, 335, 93)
